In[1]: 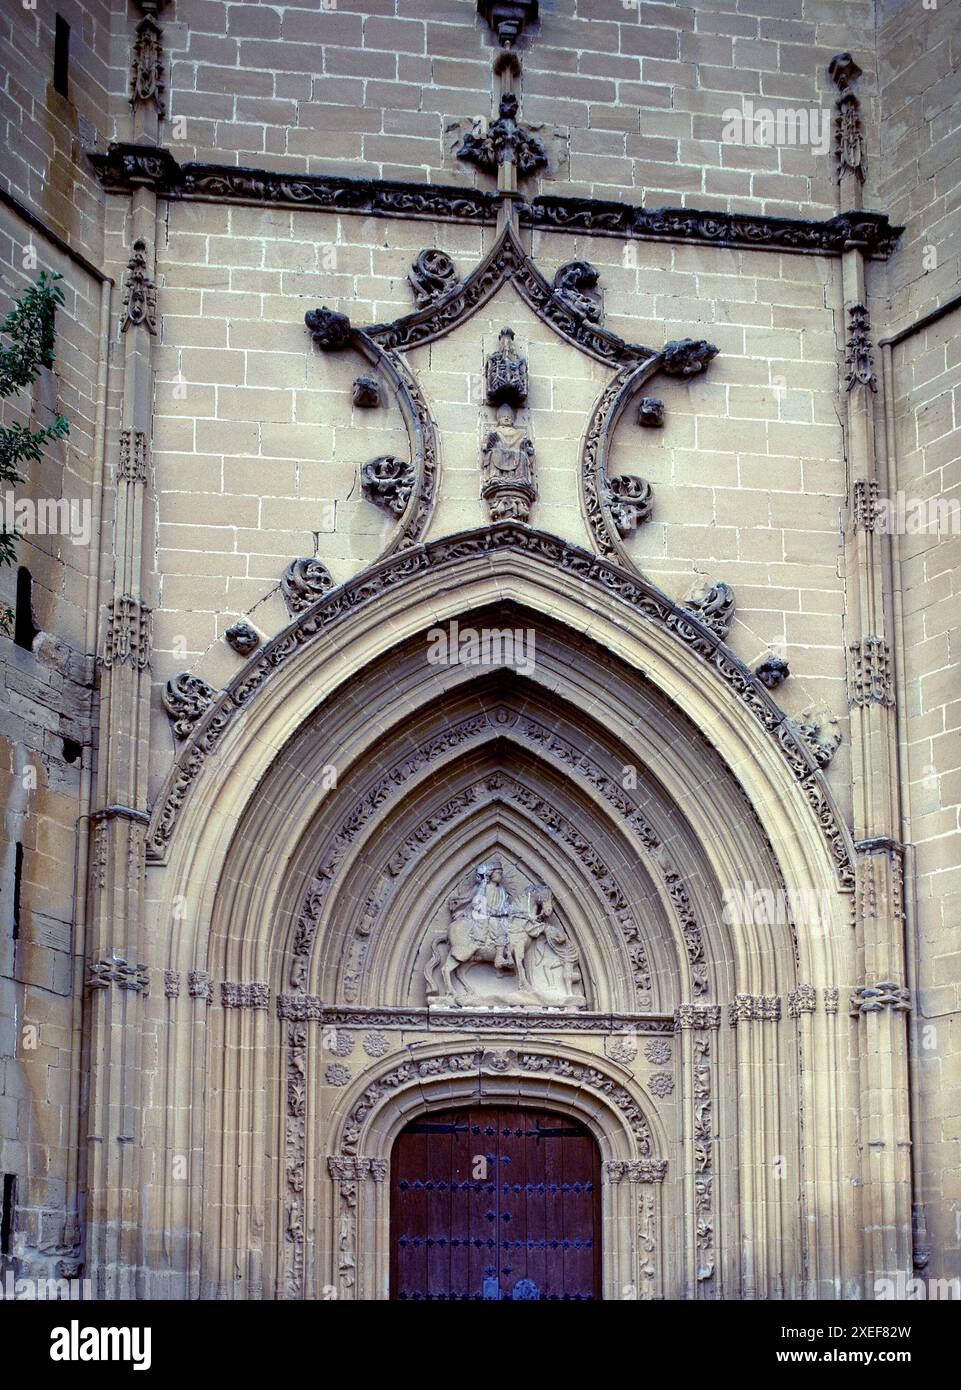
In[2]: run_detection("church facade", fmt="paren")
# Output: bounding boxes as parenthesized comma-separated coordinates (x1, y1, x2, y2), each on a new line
(0, 0, 959, 1301)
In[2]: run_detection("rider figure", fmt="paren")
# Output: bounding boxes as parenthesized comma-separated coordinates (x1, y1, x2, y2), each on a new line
(469, 861, 512, 970)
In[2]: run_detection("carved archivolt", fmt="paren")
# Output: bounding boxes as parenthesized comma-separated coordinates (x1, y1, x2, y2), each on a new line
(146, 524, 855, 888)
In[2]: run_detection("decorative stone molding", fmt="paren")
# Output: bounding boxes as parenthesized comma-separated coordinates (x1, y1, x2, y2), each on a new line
(856, 837, 905, 928)
(604, 474, 654, 536)
(162, 672, 217, 740)
(755, 656, 789, 689)
(221, 981, 269, 1010)
(829, 53, 866, 184)
(850, 982, 911, 1016)
(163, 970, 181, 999)
(845, 304, 878, 392)
(824, 986, 839, 1013)
(408, 248, 459, 307)
(361, 456, 416, 517)
(849, 636, 894, 707)
(145, 525, 855, 889)
(636, 397, 664, 427)
(478, 0, 539, 46)
(351, 375, 381, 408)
(86, 957, 150, 994)
(285, 1000, 675, 1034)
(188, 970, 213, 1003)
(284, 1022, 307, 1298)
(280, 556, 334, 616)
(852, 477, 879, 530)
(118, 428, 148, 483)
(338, 1049, 655, 1157)
(797, 704, 843, 768)
(683, 579, 735, 640)
(120, 238, 157, 335)
(304, 306, 351, 351)
(89, 146, 904, 259)
(552, 261, 601, 322)
(649, 1072, 675, 1097)
(101, 594, 152, 670)
(604, 1159, 667, 1184)
(728, 994, 782, 1025)
(130, 12, 165, 117)
(458, 92, 548, 182)
(788, 984, 817, 1018)
(675, 1004, 722, 1031)
(225, 620, 260, 657)
(693, 1035, 716, 1286)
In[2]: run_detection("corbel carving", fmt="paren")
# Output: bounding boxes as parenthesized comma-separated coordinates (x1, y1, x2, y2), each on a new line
(636, 397, 664, 428)
(477, 0, 539, 47)
(408, 249, 459, 307)
(225, 620, 260, 657)
(120, 238, 158, 335)
(162, 672, 217, 740)
(552, 261, 601, 323)
(755, 656, 789, 689)
(101, 594, 152, 670)
(164, 970, 181, 999)
(281, 557, 334, 615)
(845, 304, 877, 391)
(305, 306, 351, 351)
(797, 704, 842, 768)
(829, 53, 866, 184)
(683, 579, 735, 640)
(351, 376, 381, 408)
(604, 475, 653, 536)
(361, 456, 416, 517)
(661, 338, 719, 377)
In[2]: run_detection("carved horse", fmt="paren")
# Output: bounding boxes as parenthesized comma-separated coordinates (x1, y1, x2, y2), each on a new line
(425, 884, 553, 1002)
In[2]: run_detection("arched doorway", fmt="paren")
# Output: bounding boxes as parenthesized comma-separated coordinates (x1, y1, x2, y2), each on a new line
(390, 1106, 602, 1301)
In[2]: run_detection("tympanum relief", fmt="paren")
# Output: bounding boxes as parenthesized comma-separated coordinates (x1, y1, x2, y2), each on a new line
(424, 858, 586, 1010)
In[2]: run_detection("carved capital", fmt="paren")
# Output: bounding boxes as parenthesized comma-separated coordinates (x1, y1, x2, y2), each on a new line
(604, 1158, 667, 1184)
(188, 970, 213, 1003)
(164, 970, 181, 999)
(788, 984, 817, 1018)
(728, 993, 782, 1025)
(850, 982, 911, 1016)
(222, 981, 270, 1010)
(675, 1003, 721, 1031)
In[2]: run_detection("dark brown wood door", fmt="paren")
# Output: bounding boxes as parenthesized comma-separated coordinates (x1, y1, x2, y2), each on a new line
(390, 1105, 601, 1301)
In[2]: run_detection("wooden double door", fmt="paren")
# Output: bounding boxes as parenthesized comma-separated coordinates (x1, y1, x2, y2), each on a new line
(390, 1105, 602, 1301)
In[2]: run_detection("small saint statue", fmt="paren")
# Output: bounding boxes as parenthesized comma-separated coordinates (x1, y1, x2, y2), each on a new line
(481, 404, 537, 523)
